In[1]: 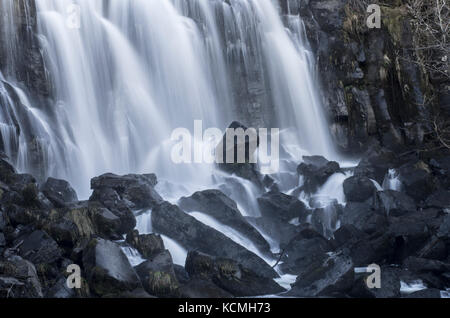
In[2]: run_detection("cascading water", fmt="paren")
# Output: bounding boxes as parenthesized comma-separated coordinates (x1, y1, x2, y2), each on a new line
(0, 0, 340, 290)
(0, 0, 336, 198)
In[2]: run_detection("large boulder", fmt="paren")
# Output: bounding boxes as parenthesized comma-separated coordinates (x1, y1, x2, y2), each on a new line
(297, 155, 341, 193)
(245, 216, 299, 247)
(90, 173, 162, 210)
(341, 200, 387, 234)
(152, 202, 278, 278)
(257, 190, 308, 223)
(343, 176, 377, 202)
(0, 255, 43, 298)
(16, 230, 62, 265)
(41, 177, 78, 208)
(179, 190, 271, 255)
(126, 230, 165, 260)
(287, 252, 354, 297)
(354, 147, 399, 184)
(185, 251, 285, 297)
(398, 161, 438, 202)
(279, 225, 333, 275)
(373, 190, 416, 217)
(82, 238, 142, 296)
(134, 250, 179, 297)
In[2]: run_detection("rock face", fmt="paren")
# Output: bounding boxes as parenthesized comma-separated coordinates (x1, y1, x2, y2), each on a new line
(185, 251, 285, 297)
(82, 238, 142, 296)
(179, 189, 271, 255)
(152, 202, 278, 279)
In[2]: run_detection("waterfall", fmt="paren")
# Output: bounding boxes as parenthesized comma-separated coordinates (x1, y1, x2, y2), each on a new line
(0, 0, 335, 198)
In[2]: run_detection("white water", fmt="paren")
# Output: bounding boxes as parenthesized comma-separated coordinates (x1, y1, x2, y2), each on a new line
(0, 0, 336, 199)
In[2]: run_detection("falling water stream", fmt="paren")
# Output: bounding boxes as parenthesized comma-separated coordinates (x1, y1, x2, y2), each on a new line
(0, 0, 344, 293)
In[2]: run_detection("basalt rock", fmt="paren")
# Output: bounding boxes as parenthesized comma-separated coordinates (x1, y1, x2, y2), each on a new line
(151, 202, 278, 279)
(41, 177, 78, 208)
(179, 189, 271, 256)
(257, 190, 308, 224)
(297, 155, 341, 193)
(343, 176, 377, 203)
(126, 230, 165, 260)
(185, 251, 285, 297)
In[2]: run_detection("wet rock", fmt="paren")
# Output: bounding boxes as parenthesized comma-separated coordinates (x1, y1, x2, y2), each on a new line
(89, 187, 136, 234)
(398, 161, 438, 202)
(0, 157, 17, 184)
(403, 257, 450, 274)
(0, 232, 5, 247)
(216, 122, 262, 187)
(374, 190, 416, 217)
(134, 250, 179, 297)
(257, 190, 308, 223)
(417, 236, 447, 261)
(279, 225, 333, 275)
(41, 177, 78, 208)
(424, 190, 450, 209)
(179, 189, 271, 255)
(83, 238, 142, 296)
(246, 216, 299, 247)
(341, 200, 387, 234)
(91, 173, 162, 210)
(297, 155, 341, 193)
(16, 230, 62, 265)
(354, 147, 398, 184)
(0, 255, 43, 298)
(152, 202, 278, 278)
(178, 278, 233, 298)
(173, 264, 190, 285)
(388, 217, 430, 260)
(311, 202, 343, 238)
(89, 204, 122, 239)
(185, 251, 285, 297)
(343, 176, 377, 202)
(125, 230, 165, 260)
(287, 252, 354, 297)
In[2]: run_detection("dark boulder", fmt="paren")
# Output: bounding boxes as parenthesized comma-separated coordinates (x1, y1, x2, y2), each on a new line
(90, 173, 162, 210)
(82, 238, 142, 296)
(350, 266, 401, 298)
(398, 161, 438, 202)
(16, 230, 62, 265)
(185, 251, 285, 297)
(279, 225, 333, 275)
(257, 190, 308, 223)
(311, 202, 343, 238)
(297, 155, 341, 193)
(126, 230, 165, 260)
(354, 147, 398, 184)
(152, 202, 278, 278)
(41, 177, 78, 208)
(246, 216, 299, 247)
(373, 190, 416, 217)
(388, 217, 430, 261)
(0, 255, 43, 298)
(89, 204, 122, 240)
(134, 250, 179, 297)
(89, 187, 136, 234)
(341, 200, 387, 234)
(179, 190, 271, 255)
(0, 157, 17, 184)
(424, 190, 450, 209)
(287, 252, 354, 297)
(343, 176, 377, 202)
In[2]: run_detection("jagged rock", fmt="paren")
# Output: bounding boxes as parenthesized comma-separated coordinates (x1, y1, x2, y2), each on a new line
(388, 217, 430, 260)
(398, 161, 438, 202)
(341, 200, 387, 234)
(343, 176, 377, 202)
(0, 157, 17, 184)
(0, 255, 43, 298)
(89, 203, 122, 240)
(178, 278, 233, 298)
(83, 238, 142, 296)
(185, 251, 285, 297)
(152, 202, 278, 278)
(245, 216, 299, 247)
(354, 147, 398, 184)
(216, 122, 262, 187)
(41, 177, 78, 208)
(424, 190, 450, 209)
(179, 190, 271, 255)
(257, 190, 308, 223)
(287, 252, 354, 297)
(91, 173, 162, 210)
(297, 156, 341, 193)
(374, 190, 416, 217)
(134, 250, 179, 297)
(311, 202, 343, 238)
(16, 230, 62, 265)
(126, 230, 165, 260)
(279, 225, 333, 275)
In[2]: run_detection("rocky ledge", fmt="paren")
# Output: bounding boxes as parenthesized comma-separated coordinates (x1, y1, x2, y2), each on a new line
(0, 140, 449, 298)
